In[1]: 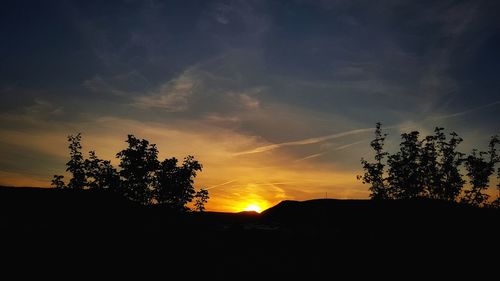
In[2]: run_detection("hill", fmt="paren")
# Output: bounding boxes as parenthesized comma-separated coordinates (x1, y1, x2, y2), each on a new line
(0, 186, 498, 277)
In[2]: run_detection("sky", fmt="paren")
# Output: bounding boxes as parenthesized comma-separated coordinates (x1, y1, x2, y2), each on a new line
(1, 0, 499, 212)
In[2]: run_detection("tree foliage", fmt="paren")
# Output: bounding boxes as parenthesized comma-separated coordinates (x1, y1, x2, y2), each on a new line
(358, 122, 388, 199)
(491, 167, 500, 208)
(66, 133, 86, 190)
(85, 151, 120, 191)
(462, 136, 499, 206)
(156, 156, 202, 210)
(51, 133, 208, 211)
(387, 131, 423, 199)
(116, 135, 159, 205)
(194, 189, 209, 212)
(51, 175, 66, 189)
(359, 123, 499, 207)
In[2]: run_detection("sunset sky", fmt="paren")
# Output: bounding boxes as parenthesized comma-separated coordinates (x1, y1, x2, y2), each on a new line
(1, 0, 499, 211)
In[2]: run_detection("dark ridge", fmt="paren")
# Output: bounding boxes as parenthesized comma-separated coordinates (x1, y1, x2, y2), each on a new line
(260, 197, 494, 229)
(0, 186, 498, 277)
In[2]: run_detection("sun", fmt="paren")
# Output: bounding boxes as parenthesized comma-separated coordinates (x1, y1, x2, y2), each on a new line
(244, 204, 262, 213)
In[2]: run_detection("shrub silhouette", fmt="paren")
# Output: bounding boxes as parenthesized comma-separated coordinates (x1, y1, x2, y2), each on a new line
(51, 134, 208, 210)
(359, 123, 499, 207)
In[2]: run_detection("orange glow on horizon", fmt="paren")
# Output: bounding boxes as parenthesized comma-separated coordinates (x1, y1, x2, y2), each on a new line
(0, 117, 374, 213)
(243, 204, 262, 213)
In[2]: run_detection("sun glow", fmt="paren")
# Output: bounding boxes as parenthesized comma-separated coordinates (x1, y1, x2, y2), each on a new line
(244, 204, 262, 213)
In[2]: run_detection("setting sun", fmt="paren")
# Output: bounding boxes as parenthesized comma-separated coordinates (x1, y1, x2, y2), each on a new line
(244, 204, 262, 213)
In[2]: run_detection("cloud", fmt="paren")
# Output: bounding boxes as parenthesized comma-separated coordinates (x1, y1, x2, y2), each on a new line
(83, 76, 126, 96)
(206, 180, 237, 190)
(3, 1, 499, 211)
(430, 100, 500, 121)
(215, 14, 229, 24)
(24, 99, 64, 117)
(294, 139, 367, 162)
(204, 0, 271, 46)
(234, 128, 373, 155)
(0, 170, 51, 187)
(295, 152, 325, 162)
(134, 70, 196, 112)
(83, 72, 151, 96)
(133, 52, 265, 115)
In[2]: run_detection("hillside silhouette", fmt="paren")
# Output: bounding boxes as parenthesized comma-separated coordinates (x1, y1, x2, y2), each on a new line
(1, 186, 498, 278)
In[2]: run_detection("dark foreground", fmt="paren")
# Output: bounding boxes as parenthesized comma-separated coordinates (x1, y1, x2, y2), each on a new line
(0, 187, 498, 278)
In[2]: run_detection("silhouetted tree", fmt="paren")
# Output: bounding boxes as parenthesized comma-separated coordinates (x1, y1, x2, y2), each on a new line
(66, 133, 87, 189)
(438, 131, 465, 201)
(358, 122, 389, 199)
(116, 135, 159, 205)
(462, 136, 499, 207)
(420, 131, 440, 199)
(156, 155, 202, 210)
(463, 150, 491, 206)
(497, 166, 500, 205)
(491, 167, 500, 208)
(155, 157, 179, 205)
(51, 175, 66, 189)
(359, 123, 500, 206)
(387, 131, 424, 199)
(85, 151, 120, 190)
(194, 188, 209, 212)
(51, 133, 209, 209)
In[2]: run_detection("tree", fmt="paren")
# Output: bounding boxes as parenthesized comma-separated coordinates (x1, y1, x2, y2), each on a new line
(420, 130, 441, 199)
(155, 157, 179, 205)
(116, 135, 159, 205)
(84, 151, 120, 190)
(359, 123, 498, 206)
(194, 189, 209, 212)
(156, 155, 202, 210)
(358, 122, 389, 199)
(462, 136, 499, 207)
(490, 167, 500, 208)
(387, 131, 423, 199)
(66, 133, 87, 189)
(51, 175, 66, 189)
(51, 133, 209, 210)
(463, 150, 491, 206)
(438, 131, 465, 201)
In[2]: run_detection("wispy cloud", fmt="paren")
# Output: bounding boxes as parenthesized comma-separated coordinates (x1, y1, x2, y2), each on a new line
(334, 139, 367, 151)
(295, 152, 325, 162)
(206, 180, 237, 190)
(234, 128, 373, 156)
(83, 71, 151, 96)
(294, 139, 368, 162)
(133, 52, 265, 115)
(431, 100, 500, 120)
(134, 69, 196, 112)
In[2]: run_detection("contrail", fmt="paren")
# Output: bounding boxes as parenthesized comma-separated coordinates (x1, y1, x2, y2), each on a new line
(333, 139, 367, 151)
(205, 180, 237, 190)
(234, 127, 374, 156)
(294, 139, 368, 162)
(295, 152, 325, 162)
(431, 100, 500, 121)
